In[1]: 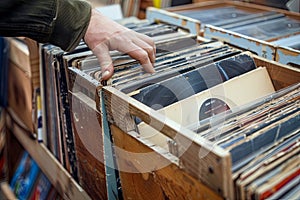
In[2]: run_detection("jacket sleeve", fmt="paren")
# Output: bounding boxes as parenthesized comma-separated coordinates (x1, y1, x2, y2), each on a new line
(0, 0, 92, 51)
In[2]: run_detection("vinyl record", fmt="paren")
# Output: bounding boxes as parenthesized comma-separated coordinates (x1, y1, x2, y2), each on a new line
(216, 53, 256, 81)
(199, 98, 231, 121)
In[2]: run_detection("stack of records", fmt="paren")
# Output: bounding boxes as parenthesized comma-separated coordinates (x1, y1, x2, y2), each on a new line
(189, 83, 300, 200)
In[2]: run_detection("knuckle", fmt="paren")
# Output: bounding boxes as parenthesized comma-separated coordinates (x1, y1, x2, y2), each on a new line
(138, 51, 149, 63)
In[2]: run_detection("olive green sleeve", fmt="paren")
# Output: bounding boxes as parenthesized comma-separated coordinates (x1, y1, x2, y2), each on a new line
(0, 0, 92, 51)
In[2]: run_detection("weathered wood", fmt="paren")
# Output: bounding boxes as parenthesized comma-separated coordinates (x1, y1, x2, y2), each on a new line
(24, 38, 40, 91)
(275, 46, 300, 66)
(70, 91, 107, 199)
(1, 182, 17, 200)
(7, 61, 34, 132)
(8, 38, 31, 74)
(147, 7, 201, 35)
(111, 125, 223, 200)
(5, 112, 91, 200)
(250, 53, 300, 90)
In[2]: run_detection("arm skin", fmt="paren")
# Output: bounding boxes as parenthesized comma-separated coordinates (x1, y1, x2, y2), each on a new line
(0, 0, 155, 80)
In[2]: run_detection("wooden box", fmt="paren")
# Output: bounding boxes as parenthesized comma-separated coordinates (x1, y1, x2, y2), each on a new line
(146, 1, 300, 63)
(101, 53, 300, 199)
(275, 45, 300, 67)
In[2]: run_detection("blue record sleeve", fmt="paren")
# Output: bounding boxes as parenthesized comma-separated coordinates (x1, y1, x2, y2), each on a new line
(10, 151, 40, 200)
(30, 173, 52, 200)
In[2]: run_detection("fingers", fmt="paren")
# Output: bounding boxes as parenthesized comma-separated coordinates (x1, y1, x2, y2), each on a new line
(126, 42, 155, 73)
(135, 33, 156, 64)
(109, 33, 156, 73)
(92, 44, 114, 80)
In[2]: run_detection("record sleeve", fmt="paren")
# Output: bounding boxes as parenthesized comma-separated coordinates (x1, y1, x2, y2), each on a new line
(119, 47, 240, 94)
(228, 109, 299, 164)
(10, 152, 40, 200)
(30, 173, 52, 200)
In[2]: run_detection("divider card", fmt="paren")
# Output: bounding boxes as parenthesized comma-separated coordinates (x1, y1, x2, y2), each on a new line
(156, 66, 274, 127)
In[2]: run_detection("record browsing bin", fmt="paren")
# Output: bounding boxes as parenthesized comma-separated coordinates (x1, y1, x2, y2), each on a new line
(65, 21, 300, 198)
(100, 53, 300, 200)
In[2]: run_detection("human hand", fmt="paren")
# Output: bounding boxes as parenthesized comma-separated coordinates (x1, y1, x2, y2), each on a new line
(84, 9, 156, 80)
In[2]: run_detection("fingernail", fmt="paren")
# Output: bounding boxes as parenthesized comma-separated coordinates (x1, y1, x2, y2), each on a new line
(102, 70, 110, 78)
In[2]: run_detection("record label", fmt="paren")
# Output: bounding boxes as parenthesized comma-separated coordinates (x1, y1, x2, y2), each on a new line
(199, 98, 231, 121)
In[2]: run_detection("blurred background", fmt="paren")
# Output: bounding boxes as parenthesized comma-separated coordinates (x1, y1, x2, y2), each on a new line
(87, 0, 299, 20)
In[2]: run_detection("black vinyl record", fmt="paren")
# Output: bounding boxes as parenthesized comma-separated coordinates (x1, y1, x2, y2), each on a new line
(132, 53, 256, 110)
(216, 53, 256, 81)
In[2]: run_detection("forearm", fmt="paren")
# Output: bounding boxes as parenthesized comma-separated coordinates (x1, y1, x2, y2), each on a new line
(0, 0, 92, 51)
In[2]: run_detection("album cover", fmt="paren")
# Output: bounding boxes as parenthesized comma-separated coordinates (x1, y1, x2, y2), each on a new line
(232, 129, 300, 176)
(159, 66, 274, 126)
(41, 44, 79, 182)
(56, 52, 79, 182)
(229, 110, 300, 165)
(137, 66, 275, 146)
(242, 152, 300, 199)
(193, 83, 300, 140)
(30, 173, 52, 200)
(269, 179, 300, 200)
(10, 152, 40, 200)
(40, 45, 64, 165)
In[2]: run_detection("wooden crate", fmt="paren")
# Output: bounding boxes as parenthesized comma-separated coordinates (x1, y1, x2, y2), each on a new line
(146, 7, 201, 35)
(275, 46, 300, 67)
(146, 1, 300, 62)
(102, 53, 300, 199)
